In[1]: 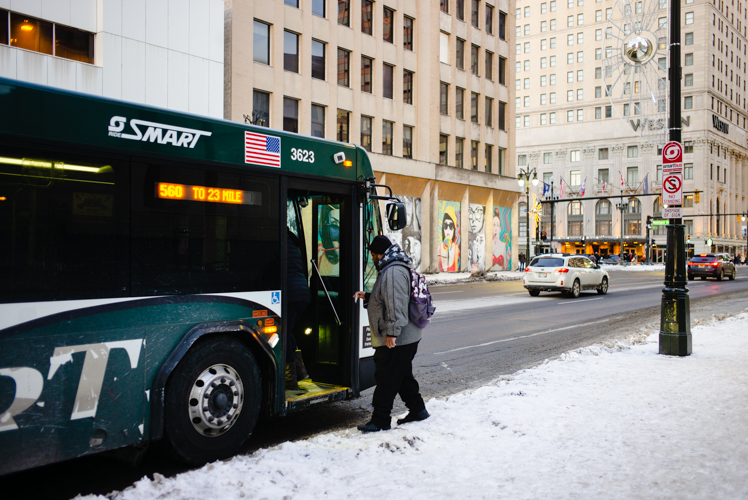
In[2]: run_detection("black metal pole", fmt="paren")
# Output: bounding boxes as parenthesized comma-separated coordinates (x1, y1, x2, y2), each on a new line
(550, 180, 555, 251)
(660, 0, 691, 356)
(526, 182, 530, 264)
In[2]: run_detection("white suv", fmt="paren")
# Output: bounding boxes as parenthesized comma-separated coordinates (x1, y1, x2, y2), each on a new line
(523, 254, 610, 298)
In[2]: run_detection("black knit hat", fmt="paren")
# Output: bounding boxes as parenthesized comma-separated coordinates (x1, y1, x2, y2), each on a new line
(368, 235, 392, 254)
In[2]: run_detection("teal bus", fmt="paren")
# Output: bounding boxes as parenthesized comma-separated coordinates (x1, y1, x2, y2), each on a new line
(0, 78, 402, 475)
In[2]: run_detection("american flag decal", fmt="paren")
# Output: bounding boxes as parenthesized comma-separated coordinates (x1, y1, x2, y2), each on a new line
(245, 131, 281, 168)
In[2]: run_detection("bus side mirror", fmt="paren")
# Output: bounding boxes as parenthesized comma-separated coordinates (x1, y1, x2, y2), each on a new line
(386, 202, 407, 231)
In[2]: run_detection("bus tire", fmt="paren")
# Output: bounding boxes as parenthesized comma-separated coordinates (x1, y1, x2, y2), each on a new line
(163, 336, 261, 465)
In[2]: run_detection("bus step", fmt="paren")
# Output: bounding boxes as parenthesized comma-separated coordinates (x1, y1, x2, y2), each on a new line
(284, 380, 349, 411)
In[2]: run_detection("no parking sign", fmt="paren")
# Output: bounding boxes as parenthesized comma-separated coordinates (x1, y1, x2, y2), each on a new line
(662, 142, 683, 206)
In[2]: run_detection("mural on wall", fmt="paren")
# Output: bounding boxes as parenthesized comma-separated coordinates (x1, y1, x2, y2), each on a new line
(468, 204, 486, 272)
(491, 206, 512, 271)
(383, 196, 422, 272)
(438, 200, 461, 272)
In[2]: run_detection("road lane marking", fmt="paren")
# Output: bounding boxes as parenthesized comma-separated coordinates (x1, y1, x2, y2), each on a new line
(431, 290, 464, 295)
(433, 318, 611, 355)
(556, 297, 605, 305)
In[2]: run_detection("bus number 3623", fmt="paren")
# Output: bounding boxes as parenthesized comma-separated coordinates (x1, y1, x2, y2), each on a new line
(290, 148, 314, 163)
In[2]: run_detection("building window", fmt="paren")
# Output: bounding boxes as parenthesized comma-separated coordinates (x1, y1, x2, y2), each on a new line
(684, 141, 693, 154)
(403, 70, 414, 104)
(524, 42, 530, 53)
(685, 12, 694, 24)
(311, 104, 325, 138)
(439, 134, 449, 165)
(605, 106, 611, 118)
(577, 109, 584, 121)
(338, 0, 350, 26)
(471, 45, 480, 75)
(283, 97, 298, 133)
(472, 0, 481, 27)
(361, 56, 373, 92)
(285, 0, 298, 6)
(541, 113, 547, 125)
(362, 0, 373, 35)
(684, 163, 693, 179)
(253, 90, 270, 127)
(457, 0, 465, 20)
(383, 64, 394, 99)
(404, 16, 414, 50)
(485, 97, 493, 127)
(499, 57, 506, 84)
(627, 166, 638, 185)
(8, 14, 94, 64)
(685, 53, 693, 66)
(441, 0, 449, 14)
(518, 154, 528, 166)
(382, 121, 393, 155)
(684, 96, 693, 109)
(456, 88, 465, 119)
(627, 145, 638, 158)
(499, 11, 506, 39)
(312, 40, 326, 80)
(383, 7, 394, 43)
(550, 112, 556, 124)
(471, 93, 479, 123)
(484, 144, 493, 173)
(685, 32, 693, 45)
(485, 51, 494, 80)
(440, 82, 449, 115)
(456, 138, 465, 167)
(456, 39, 465, 70)
(685, 74, 693, 86)
(486, 4, 494, 34)
(598, 148, 608, 160)
(284, 31, 299, 72)
(499, 101, 506, 130)
(337, 109, 349, 142)
(570, 150, 581, 162)
(312, 0, 326, 17)
(361, 116, 372, 151)
(403, 126, 413, 159)
(337, 48, 350, 86)
(595, 107, 601, 119)
(253, 20, 270, 64)
(470, 141, 479, 170)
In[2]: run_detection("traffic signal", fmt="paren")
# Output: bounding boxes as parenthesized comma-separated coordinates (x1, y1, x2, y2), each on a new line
(541, 231, 547, 241)
(695, 191, 700, 204)
(738, 214, 743, 224)
(651, 238, 655, 245)
(687, 233, 690, 241)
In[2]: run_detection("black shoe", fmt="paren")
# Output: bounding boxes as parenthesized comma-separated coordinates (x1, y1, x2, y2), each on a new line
(357, 421, 391, 433)
(396, 409, 430, 425)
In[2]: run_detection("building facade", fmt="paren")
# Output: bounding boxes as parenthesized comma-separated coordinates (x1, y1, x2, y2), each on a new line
(515, 0, 748, 261)
(0, 0, 224, 118)
(224, 0, 521, 273)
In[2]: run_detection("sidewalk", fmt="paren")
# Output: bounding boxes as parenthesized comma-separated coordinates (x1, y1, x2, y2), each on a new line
(82, 311, 748, 500)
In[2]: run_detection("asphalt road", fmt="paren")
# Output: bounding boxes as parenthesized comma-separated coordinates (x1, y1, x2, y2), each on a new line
(4, 269, 748, 499)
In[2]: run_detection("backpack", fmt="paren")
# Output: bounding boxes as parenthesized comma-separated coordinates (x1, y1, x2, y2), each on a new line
(382, 262, 436, 328)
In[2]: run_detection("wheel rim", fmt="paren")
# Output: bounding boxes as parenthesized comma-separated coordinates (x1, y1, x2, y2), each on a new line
(188, 364, 244, 437)
(601, 279, 608, 293)
(573, 281, 579, 295)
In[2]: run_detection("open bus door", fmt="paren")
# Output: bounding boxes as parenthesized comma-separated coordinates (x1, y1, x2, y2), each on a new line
(283, 180, 357, 411)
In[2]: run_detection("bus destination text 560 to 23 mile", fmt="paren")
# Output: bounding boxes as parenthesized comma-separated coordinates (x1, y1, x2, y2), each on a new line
(156, 182, 261, 205)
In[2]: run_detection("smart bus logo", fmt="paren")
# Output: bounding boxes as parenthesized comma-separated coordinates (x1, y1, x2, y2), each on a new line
(107, 116, 212, 148)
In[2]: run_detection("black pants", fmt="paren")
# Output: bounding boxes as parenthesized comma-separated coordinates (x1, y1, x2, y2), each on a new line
(371, 341, 425, 426)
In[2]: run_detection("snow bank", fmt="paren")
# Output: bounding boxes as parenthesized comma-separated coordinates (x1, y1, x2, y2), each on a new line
(601, 263, 665, 271)
(425, 271, 524, 285)
(81, 312, 748, 500)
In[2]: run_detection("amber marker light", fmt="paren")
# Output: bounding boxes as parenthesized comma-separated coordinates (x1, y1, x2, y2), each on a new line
(263, 325, 278, 334)
(343, 160, 353, 167)
(0, 197, 6, 201)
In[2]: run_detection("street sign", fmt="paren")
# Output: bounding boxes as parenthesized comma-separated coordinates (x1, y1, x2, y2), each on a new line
(662, 172, 683, 205)
(652, 219, 668, 225)
(663, 207, 682, 219)
(662, 141, 683, 164)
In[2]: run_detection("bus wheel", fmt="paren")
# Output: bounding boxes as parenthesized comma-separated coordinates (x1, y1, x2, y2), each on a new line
(163, 336, 261, 465)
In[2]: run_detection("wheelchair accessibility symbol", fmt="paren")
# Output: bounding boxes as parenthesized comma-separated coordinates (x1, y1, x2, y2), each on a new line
(271, 291, 281, 305)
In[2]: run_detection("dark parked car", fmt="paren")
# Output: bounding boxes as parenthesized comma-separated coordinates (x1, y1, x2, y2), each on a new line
(688, 253, 737, 281)
(599, 254, 621, 265)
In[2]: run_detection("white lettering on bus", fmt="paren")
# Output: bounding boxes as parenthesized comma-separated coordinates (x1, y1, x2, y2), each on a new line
(0, 339, 144, 431)
(107, 116, 211, 149)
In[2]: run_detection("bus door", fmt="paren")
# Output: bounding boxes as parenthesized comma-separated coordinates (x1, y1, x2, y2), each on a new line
(284, 182, 355, 408)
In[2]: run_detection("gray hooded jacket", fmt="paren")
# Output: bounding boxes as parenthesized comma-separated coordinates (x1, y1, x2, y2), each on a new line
(365, 243, 423, 348)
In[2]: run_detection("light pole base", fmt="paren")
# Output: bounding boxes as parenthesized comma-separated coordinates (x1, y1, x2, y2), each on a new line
(659, 291, 692, 356)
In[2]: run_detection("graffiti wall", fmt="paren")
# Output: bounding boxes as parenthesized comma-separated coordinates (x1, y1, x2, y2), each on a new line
(383, 196, 422, 272)
(438, 200, 461, 272)
(468, 204, 486, 272)
(490, 206, 512, 271)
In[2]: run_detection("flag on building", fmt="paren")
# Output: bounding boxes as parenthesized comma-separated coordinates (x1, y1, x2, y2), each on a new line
(543, 182, 551, 197)
(580, 177, 587, 196)
(642, 173, 649, 194)
(245, 131, 281, 167)
(620, 171, 625, 189)
(559, 177, 565, 198)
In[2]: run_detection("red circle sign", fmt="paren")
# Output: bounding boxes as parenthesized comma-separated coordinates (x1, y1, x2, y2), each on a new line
(663, 175, 682, 193)
(663, 141, 683, 163)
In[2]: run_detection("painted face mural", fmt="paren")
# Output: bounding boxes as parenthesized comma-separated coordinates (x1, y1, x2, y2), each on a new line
(382, 196, 422, 272)
(438, 201, 461, 272)
(491, 206, 512, 271)
(468, 204, 486, 272)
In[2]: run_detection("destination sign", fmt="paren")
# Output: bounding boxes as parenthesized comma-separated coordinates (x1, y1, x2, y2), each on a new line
(156, 183, 262, 205)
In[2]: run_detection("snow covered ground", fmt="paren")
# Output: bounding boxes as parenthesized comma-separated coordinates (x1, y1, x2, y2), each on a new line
(425, 270, 525, 285)
(81, 312, 748, 500)
(601, 263, 666, 272)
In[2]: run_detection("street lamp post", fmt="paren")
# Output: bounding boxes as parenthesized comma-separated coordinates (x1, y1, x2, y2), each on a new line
(616, 199, 629, 264)
(518, 167, 539, 265)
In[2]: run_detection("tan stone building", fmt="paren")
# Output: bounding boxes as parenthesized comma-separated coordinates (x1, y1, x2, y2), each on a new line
(224, 0, 521, 273)
(515, 0, 748, 260)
